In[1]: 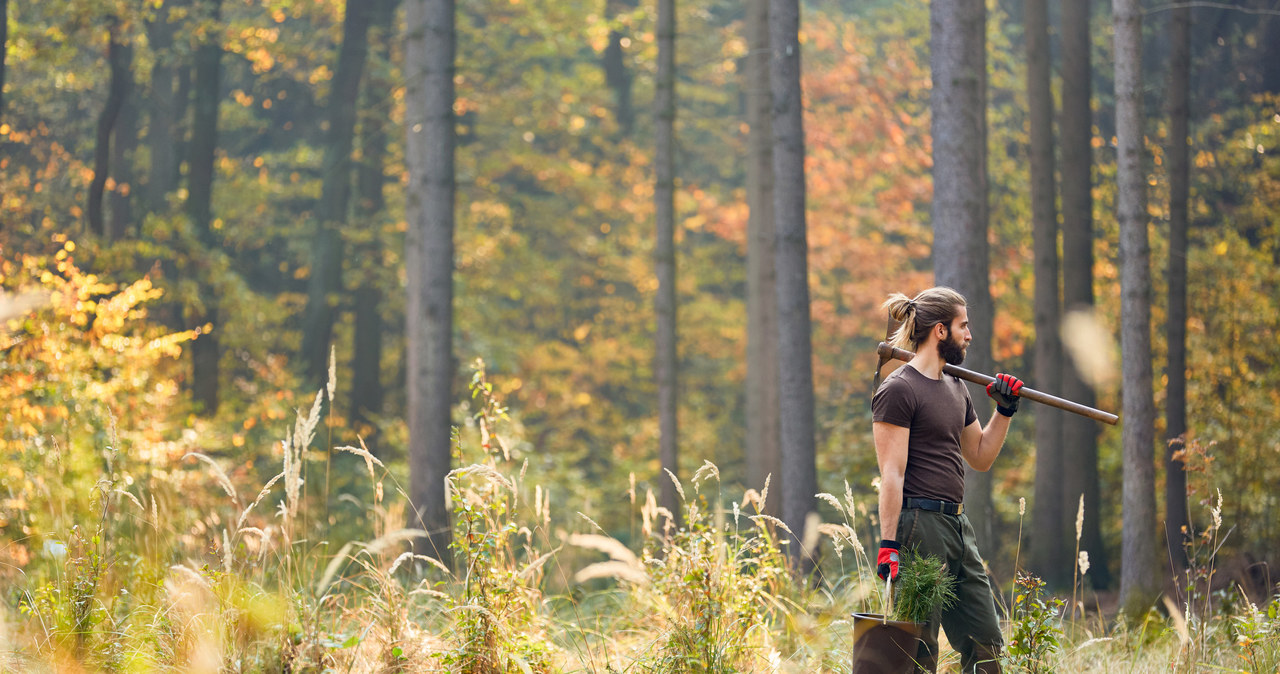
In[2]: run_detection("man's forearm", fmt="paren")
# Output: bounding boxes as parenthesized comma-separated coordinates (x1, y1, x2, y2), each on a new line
(972, 412, 1013, 471)
(879, 476, 903, 541)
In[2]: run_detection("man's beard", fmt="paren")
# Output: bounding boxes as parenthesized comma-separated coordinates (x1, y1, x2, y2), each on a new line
(937, 330, 967, 366)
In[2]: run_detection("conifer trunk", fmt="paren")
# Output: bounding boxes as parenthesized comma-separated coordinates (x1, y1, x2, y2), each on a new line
(186, 0, 224, 414)
(770, 0, 817, 570)
(1114, 0, 1160, 615)
(931, 0, 995, 550)
(405, 0, 457, 566)
(88, 22, 130, 238)
(1026, 0, 1066, 588)
(654, 0, 679, 520)
(745, 0, 781, 516)
(1164, 3, 1192, 572)
(302, 0, 375, 387)
(1060, 0, 1110, 589)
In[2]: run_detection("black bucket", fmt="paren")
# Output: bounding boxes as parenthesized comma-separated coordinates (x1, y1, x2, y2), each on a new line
(850, 612, 924, 674)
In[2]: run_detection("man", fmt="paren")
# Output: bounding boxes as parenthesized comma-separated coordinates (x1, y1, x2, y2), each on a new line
(871, 287, 1023, 674)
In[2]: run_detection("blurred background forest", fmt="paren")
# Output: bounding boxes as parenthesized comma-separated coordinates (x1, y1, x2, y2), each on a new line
(2, 0, 1279, 670)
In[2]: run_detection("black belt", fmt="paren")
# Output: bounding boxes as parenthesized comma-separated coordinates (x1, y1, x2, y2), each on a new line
(904, 497, 964, 516)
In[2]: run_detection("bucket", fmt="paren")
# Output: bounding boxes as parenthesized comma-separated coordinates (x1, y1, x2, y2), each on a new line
(850, 612, 924, 674)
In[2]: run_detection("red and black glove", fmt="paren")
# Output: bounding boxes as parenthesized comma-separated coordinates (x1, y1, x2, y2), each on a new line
(877, 540, 901, 581)
(986, 373, 1024, 417)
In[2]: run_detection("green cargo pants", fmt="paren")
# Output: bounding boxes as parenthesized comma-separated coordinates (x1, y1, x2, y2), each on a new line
(896, 507, 1003, 674)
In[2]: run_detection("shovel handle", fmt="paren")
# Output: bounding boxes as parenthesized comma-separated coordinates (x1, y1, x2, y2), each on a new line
(876, 342, 1119, 426)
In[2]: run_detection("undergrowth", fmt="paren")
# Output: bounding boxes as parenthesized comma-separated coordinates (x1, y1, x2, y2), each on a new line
(2, 268, 1279, 671)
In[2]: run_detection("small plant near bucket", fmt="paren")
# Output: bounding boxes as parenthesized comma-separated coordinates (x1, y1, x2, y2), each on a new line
(892, 551, 959, 624)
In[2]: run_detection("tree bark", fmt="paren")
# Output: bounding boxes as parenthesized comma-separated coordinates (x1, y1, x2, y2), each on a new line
(602, 0, 638, 134)
(1025, 0, 1066, 589)
(1114, 0, 1160, 615)
(930, 0, 996, 551)
(301, 0, 375, 389)
(187, 0, 223, 414)
(654, 0, 679, 521)
(109, 62, 138, 241)
(770, 0, 817, 571)
(405, 0, 456, 566)
(1, 0, 8, 123)
(351, 0, 398, 449)
(1059, 0, 1110, 590)
(1164, 2, 1191, 573)
(144, 0, 185, 218)
(88, 21, 131, 238)
(745, 0, 781, 516)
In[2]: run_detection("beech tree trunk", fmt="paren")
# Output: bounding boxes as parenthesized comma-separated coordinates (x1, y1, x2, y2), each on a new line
(405, 0, 457, 566)
(1026, 0, 1067, 589)
(1114, 0, 1160, 615)
(770, 0, 817, 570)
(930, 0, 995, 550)
(1164, 2, 1192, 572)
(654, 0, 679, 520)
(1060, 0, 1110, 590)
(745, 0, 781, 516)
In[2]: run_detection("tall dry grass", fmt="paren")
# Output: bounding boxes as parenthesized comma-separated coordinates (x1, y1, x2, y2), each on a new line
(2, 359, 1278, 672)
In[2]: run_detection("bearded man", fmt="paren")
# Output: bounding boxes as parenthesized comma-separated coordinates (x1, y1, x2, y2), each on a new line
(871, 286, 1023, 674)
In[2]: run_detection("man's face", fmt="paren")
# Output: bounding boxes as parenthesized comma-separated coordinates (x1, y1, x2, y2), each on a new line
(936, 306, 971, 366)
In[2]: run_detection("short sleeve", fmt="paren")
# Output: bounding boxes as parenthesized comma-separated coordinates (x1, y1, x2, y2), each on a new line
(872, 374, 915, 428)
(962, 382, 977, 426)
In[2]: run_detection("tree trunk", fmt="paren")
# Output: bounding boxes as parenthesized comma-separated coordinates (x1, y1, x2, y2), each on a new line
(109, 67, 138, 241)
(302, 0, 375, 388)
(930, 0, 995, 550)
(654, 0, 679, 521)
(1164, 2, 1191, 573)
(1059, 0, 1110, 590)
(350, 0, 398, 450)
(405, 0, 456, 566)
(602, 0, 638, 134)
(88, 22, 131, 238)
(1114, 0, 1159, 615)
(144, 0, 185, 218)
(1025, 0, 1066, 589)
(187, 0, 223, 414)
(1, 0, 8, 123)
(770, 0, 817, 571)
(745, 0, 780, 517)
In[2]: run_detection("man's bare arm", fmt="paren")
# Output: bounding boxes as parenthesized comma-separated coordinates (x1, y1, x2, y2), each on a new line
(874, 421, 910, 540)
(959, 411, 1012, 472)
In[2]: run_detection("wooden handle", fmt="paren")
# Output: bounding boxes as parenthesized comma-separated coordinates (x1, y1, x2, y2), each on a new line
(876, 342, 1119, 426)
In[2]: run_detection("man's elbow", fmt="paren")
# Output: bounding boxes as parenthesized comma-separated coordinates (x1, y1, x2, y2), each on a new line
(879, 471, 906, 494)
(966, 452, 996, 472)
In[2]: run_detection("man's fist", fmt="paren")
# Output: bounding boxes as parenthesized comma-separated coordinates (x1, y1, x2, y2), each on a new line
(877, 540, 901, 581)
(986, 373, 1024, 417)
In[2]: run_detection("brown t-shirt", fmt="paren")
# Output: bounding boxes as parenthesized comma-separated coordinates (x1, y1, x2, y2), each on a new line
(871, 364, 978, 503)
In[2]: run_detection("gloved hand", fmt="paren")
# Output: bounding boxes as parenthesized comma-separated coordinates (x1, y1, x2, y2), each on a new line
(877, 540, 901, 581)
(987, 373, 1024, 417)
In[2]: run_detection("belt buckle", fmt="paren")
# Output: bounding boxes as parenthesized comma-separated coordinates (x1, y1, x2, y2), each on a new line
(954, 502, 964, 516)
